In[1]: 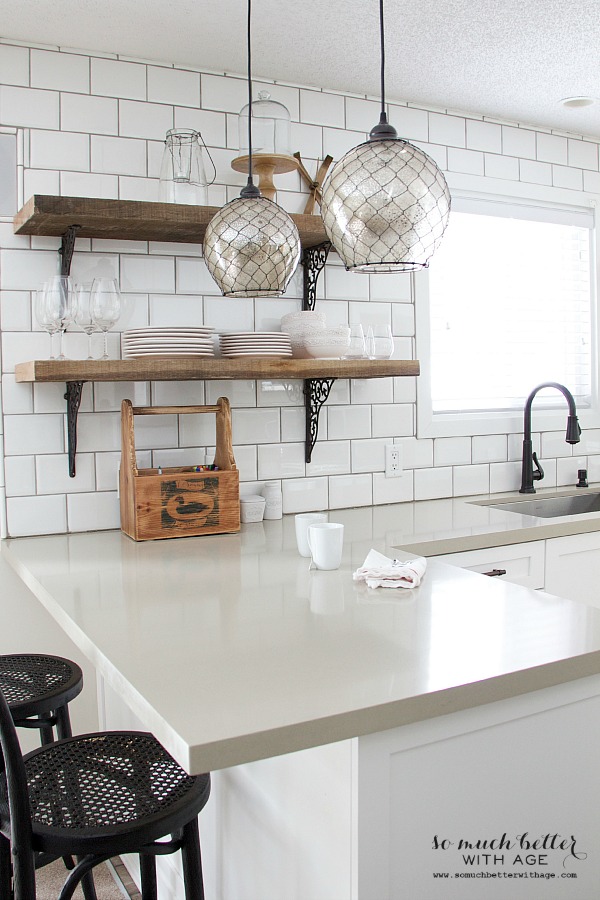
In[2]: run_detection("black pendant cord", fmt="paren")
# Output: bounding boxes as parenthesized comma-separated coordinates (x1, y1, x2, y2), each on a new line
(370, 0, 398, 140)
(241, 0, 260, 199)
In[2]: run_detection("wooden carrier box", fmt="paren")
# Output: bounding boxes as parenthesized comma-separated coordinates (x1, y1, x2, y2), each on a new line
(119, 398, 240, 541)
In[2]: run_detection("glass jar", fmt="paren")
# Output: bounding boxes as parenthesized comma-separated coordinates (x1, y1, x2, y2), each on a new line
(159, 129, 208, 205)
(238, 91, 292, 156)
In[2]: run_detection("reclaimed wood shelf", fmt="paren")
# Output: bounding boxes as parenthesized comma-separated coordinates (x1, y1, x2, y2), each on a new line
(13, 195, 329, 249)
(15, 358, 418, 384)
(15, 358, 419, 477)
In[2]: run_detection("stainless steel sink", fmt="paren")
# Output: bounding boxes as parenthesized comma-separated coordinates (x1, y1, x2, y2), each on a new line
(488, 492, 600, 518)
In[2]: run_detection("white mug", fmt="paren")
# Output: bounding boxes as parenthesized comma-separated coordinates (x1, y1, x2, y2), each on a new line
(307, 522, 344, 570)
(295, 512, 328, 557)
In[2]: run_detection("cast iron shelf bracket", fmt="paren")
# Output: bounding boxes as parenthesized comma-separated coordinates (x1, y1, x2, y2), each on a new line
(58, 224, 81, 276)
(301, 241, 333, 463)
(59, 225, 83, 476)
(65, 381, 85, 478)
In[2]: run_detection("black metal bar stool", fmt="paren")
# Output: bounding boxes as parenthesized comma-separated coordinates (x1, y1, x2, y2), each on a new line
(0, 684, 211, 900)
(0, 654, 83, 745)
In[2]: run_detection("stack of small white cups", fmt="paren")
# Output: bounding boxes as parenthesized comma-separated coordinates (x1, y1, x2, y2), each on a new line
(281, 310, 327, 359)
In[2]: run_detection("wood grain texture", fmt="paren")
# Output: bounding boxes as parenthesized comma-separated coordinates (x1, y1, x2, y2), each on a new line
(13, 194, 328, 248)
(15, 358, 420, 383)
(120, 397, 240, 541)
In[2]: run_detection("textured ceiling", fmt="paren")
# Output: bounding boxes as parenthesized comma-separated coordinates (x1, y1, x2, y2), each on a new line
(2, 0, 600, 138)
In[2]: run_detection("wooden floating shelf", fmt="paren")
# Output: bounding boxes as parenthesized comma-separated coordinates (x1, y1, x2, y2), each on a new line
(15, 358, 419, 384)
(13, 195, 329, 249)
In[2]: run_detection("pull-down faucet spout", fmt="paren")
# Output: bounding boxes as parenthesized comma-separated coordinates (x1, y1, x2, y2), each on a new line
(520, 382, 581, 494)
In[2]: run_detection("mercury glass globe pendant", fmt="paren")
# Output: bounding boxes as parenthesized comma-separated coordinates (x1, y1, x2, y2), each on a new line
(321, 0, 451, 273)
(203, 0, 300, 298)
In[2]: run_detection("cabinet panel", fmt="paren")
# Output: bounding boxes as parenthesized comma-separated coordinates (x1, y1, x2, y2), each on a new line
(435, 540, 545, 589)
(545, 532, 600, 608)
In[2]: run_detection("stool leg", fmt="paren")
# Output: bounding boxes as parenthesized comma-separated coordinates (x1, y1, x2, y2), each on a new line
(140, 854, 158, 899)
(0, 833, 11, 896)
(181, 819, 205, 900)
(55, 703, 73, 740)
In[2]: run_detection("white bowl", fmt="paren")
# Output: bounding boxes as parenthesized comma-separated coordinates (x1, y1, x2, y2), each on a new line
(281, 311, 326, 331)
(304, 327, 351, 359)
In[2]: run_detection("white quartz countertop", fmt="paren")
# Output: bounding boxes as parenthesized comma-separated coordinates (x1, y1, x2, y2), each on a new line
(4, 500, 600, 775)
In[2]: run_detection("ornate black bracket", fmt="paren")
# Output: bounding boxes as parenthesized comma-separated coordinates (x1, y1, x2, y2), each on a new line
(301, 241, 333, 462)
(65, 382, 84, 477)
(304, 378, 335, 463)
(302, 242, 331, 311)
(59, 224, 81, 276)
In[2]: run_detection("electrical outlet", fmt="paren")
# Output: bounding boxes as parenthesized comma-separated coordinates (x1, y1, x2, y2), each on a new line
(385, 444, 402, 478)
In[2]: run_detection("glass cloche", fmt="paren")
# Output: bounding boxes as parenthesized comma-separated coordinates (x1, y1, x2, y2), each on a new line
(238, 90, 292, 156)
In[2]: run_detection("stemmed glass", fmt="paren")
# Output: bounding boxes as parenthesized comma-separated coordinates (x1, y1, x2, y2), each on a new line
(91, 277, 121, 360)
(34, 285, 60, 359)
(74, 284, 99, 360)
(43, 275, 76, 360)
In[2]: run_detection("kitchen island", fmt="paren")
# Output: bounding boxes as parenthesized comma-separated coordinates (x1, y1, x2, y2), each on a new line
(3, 498, 600, 899)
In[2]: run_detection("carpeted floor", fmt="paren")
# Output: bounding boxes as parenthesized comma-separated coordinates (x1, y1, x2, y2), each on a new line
(34, 857, 133, 899)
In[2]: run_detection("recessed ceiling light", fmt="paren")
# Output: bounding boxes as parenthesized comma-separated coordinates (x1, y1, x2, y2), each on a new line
(559, 96, 596, 108)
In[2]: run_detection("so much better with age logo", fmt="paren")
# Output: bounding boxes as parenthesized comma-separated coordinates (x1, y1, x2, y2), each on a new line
(431, 831, 588, 885)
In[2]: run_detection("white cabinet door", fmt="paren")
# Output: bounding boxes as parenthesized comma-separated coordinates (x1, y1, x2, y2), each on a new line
(545, 532, 600, 608)
(435, 540, 545, 589)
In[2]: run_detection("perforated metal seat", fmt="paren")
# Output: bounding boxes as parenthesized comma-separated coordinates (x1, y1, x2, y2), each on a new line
(0, 686, 210, 899)
(0, 654, 83, 744)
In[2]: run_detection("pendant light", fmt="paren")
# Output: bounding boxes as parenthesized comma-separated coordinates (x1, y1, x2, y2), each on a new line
(320, 0, 451, 273)
(203, 0, 301, 297)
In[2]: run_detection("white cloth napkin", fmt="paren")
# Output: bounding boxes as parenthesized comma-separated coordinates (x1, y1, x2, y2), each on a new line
(353, 548, 427, 589)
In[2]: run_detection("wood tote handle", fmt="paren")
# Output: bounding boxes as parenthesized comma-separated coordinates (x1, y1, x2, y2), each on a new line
(121, 399, 138, 476)
(214, 396, 236, 471)
(131, 405, 221, 416)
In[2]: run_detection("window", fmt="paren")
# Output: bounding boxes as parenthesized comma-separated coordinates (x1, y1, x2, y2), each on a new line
(415, 189, 600, 437)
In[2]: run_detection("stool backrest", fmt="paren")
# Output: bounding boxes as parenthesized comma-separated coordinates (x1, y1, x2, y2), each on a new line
(0, 686, 36, 898)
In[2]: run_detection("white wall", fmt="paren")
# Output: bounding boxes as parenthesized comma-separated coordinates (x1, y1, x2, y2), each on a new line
(1, 39, 600, 537)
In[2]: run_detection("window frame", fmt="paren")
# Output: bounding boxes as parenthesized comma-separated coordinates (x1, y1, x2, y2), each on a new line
(415, 174, 600, 439)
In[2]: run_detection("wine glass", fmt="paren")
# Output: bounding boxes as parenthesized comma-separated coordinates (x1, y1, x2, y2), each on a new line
(366, 324, 394, 359)
(43, 275, 75, 360)
(74, 283, 99, 359)
(91, 277, 121, 360)
(343, 323, 366, 358)
(34, 284, 60, 359)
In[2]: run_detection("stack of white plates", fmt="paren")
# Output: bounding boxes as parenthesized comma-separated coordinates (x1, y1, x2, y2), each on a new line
(122, 327, 215, 359)
(219, 332, 292, 358)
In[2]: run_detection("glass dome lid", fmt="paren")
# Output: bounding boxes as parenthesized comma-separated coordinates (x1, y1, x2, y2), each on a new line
(239, 90, 292, 156)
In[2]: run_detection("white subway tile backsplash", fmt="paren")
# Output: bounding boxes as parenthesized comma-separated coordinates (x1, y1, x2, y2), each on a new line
(201, 74, 247, 114)
(148, 293, 203, 326)
(118, 175, 158, 201)
(4, 413, 64, 455)
(91, 135, 147, 176)
(502, 126, 536, 159)
(91, 58, 147, 100)
(231, 407, 280, 444)
(94, 381, 149, 411)
(306, 440, 350, 477)
(30, 129, 89, 172)
(434, 437, 471, 466)
(552, 165, 583, 190)
(1, 85, 59, 129)
(389, 104, 428, 141)
(281, 407, 305, 443)
(0, 44, 29, 86)
(519, 158, 552, 185)
(36, 453, 95, 494)
(282, 477, 328, 514)
(391, 302, 415, 335)
(1, 291, 31, 330)
(2, 375, 33, 414)
(447, 147, 484, 175)
(205, 297, 254, 332)
(24, 168, 61, 197)
(350, 379, 393, 405)
(401, 436, 433, 469)
(556, 455, 586, 487)
(329, 473, 372, 509)
(257, 379, 302, 408)
(429, 112, 465, 148)
(4, 456, 36, 497)
(472, 434, 507, 463)
(536, 132, 567, 165)
(151, 380, 205, 406)
(414, 466, 452, 500)
(60, 171, 119, 199)
(373, 470, 414, 505)
(370, 273, 412, 302)
(174, 107, 227, 148)
(484, 153, 520, 180)
(345, 97, 380, 132)
(372, 403, 413, 438)
(67, 490, 120, 532)
(583, 170, 600, 193)
(325, 264, 369, 301)
(61, 93, 118, 135)
(568, 138, 598, 170)
(1, 330, 52, 371)
(6, 494, 67, 536)
(301, 90, 344, 128)
(466, 119, 501, 153)
(327, 405, 371, 440)
(119, 99, 173, 140)
(176, 257, 219, 295)
(290, 122, 323, 159)
(120, 255, 174, 292)
(257, 442, 305, 479)
(322, 127, 365, 161)
(34, 382, 93, 414)
(489, 460, 521, 493)
(147, 66, 200, 107)
(541, 430, 573, 458)
(453, 464, 489, 496)
(351, 438, 386, 473)
(31, 49, 89, 93)
(74, 412, 122, 452)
